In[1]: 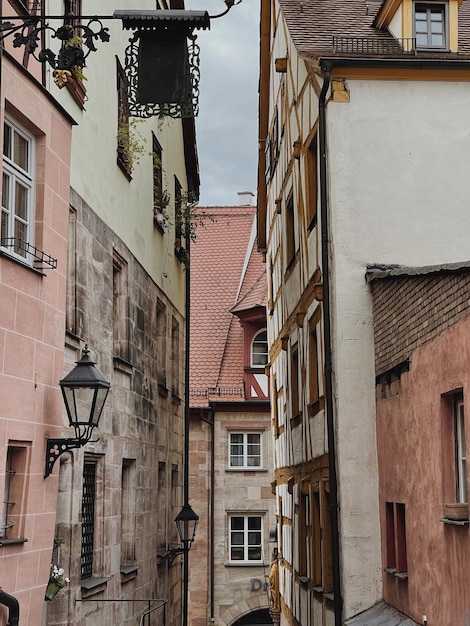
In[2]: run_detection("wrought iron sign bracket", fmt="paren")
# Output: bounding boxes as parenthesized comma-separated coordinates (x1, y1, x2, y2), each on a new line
(0, 0, 241, 114)
(0, 15, 111, 88)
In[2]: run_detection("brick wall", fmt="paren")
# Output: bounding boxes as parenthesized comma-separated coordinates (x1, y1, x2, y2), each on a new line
(368, 269, 470, 376)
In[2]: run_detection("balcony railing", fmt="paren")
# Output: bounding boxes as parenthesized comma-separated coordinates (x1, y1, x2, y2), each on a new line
(332, 36, 416, 56)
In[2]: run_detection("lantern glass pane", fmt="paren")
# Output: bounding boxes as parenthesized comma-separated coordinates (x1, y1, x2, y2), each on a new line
(90, 387, 109, 426)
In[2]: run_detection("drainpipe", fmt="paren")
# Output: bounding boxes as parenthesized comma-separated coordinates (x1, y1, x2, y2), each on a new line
(0, 588, 20, 626)
(200, 409, 215, 621)
(318, 64, 342, 626)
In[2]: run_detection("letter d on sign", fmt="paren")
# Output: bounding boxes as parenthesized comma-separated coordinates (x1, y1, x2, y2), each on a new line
(251, 578, 263, 591)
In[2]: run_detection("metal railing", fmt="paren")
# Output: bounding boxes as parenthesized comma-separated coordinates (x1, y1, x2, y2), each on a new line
(0, 237, 57, 269)
(332, 36, 416, 55)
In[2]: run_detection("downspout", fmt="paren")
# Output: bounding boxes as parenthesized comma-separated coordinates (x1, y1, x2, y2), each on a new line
(318, 64, 342, 626)
(0, 588, 20, 626)
(200, 409, 215, 621)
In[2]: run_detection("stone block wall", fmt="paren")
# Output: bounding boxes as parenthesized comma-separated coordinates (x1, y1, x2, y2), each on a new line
(48, 189, 185, 626)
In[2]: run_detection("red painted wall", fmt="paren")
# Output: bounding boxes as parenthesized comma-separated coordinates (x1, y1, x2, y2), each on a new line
(377, 314, 470, 626)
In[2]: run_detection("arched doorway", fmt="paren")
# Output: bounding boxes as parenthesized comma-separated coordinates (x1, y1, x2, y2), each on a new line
(231, 608, 273, 626)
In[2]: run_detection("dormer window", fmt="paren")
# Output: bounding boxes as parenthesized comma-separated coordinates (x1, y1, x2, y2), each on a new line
(251, 329, 268, 367)
(414, 3, 447, 49)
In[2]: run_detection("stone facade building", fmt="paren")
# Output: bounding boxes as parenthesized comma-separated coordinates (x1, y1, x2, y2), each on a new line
(0, 0, 199, 624)
(188, 197, 275, 626)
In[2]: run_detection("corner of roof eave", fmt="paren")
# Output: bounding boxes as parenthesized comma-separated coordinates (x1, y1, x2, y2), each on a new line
(372, 0, 401, 30)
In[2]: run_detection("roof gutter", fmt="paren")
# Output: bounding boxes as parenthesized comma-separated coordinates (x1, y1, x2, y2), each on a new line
(318, 66, 342, 626)
(318, 56, 470, 71)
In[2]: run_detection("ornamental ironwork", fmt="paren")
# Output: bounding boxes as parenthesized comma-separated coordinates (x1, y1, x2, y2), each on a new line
(0, 16, 110, 87)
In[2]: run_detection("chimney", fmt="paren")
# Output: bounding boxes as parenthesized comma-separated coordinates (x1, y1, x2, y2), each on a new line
(238, 191, 255, 206)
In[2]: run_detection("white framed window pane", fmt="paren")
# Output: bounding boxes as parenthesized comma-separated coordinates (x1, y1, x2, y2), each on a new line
(229, 433, 262, 468)
(13, 131, 29, 172)
(2, 119, 33, 260)
(248, 547, 262, 560)
(231, 517, 244, 530)
(229, 515, 263, 563)
(248, 516, 261, 530)
(15, 182, 28, 221)
(456, 400, 467, 502)
(252, 329, 268, 366)
(3, 124, 11, 159)
(231, 547, 244, 560)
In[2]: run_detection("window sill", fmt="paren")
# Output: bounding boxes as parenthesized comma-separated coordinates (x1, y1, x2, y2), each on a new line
(113, 356, 133, 375)
(307, 214, 318, 233)
(0, 537, 28, 546)
(0, 248, 46, 276)
(384, 567, 408, 579)
(226, 467, 268, 472)
(308, 397, 325, 418)
(226, 561, 267, 567)
(81, 576, 111, 597)
(158, 383, 169, 398)
(440, 517, 470, 526)
(171, 393, 182, 405)
(120, 565, 139, 582)
(117, 157, 133, 181)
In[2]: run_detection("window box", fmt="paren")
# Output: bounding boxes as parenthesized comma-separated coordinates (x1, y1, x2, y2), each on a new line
(443, 502, 469, 521)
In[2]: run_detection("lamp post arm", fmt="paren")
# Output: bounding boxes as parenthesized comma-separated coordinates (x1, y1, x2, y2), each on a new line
(45, 438, 84, 478)
(44, 434, 99, 478)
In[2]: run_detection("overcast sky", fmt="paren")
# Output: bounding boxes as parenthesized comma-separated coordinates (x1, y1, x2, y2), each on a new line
(193, 0, 260, 207)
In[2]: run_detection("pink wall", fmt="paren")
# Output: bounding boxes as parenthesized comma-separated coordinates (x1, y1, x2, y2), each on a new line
(0, 56, 72, 625)
(377, 314, 470, 626)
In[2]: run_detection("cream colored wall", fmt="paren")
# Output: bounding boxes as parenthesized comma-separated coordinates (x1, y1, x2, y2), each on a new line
(46, 0, 187, 314)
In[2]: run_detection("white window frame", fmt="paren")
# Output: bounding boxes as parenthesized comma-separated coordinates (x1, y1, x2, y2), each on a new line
(251, 328, 268, 367)
(454, 397, 467, 503)
(228, 514, 263, 564)
(1, 117, 35, 264)
(229, 432, 262, 469)
(413, 2, 448, 50)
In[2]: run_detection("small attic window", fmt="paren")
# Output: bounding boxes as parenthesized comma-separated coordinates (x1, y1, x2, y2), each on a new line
(251, 329, 268, 367)
(414, 2, 447, 49)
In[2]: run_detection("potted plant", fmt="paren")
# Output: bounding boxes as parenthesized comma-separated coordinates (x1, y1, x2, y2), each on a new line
(45, 564, 70, 601)
(154, 189, 171, 228)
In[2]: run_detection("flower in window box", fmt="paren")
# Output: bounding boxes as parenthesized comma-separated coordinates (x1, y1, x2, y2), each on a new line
(45, 564, 70, 601)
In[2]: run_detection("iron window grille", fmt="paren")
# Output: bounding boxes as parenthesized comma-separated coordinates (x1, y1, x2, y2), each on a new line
(81, 462, 96, 579)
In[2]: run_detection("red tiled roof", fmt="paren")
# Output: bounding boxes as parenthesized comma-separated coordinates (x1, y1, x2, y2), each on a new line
(189, 205, 266, 407)
(277, 0, 470, 58)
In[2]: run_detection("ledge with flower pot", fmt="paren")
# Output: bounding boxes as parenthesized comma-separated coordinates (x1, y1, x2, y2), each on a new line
(440, 502, 470, 526)
(45, 565, 70, 601)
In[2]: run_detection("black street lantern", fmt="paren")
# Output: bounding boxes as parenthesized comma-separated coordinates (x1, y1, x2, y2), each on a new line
(175, 503, 199, 545)
(44, 345, 111, 478)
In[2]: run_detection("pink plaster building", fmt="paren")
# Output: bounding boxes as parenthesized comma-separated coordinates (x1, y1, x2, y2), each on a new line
(189, 195, 275, 626)
(368, 262, 470, 626)
(0, 39, 74, 626)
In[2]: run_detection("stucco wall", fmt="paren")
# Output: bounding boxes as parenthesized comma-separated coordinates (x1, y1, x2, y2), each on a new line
(327, 77, 470, 618)
(376, 312, 470, 626)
